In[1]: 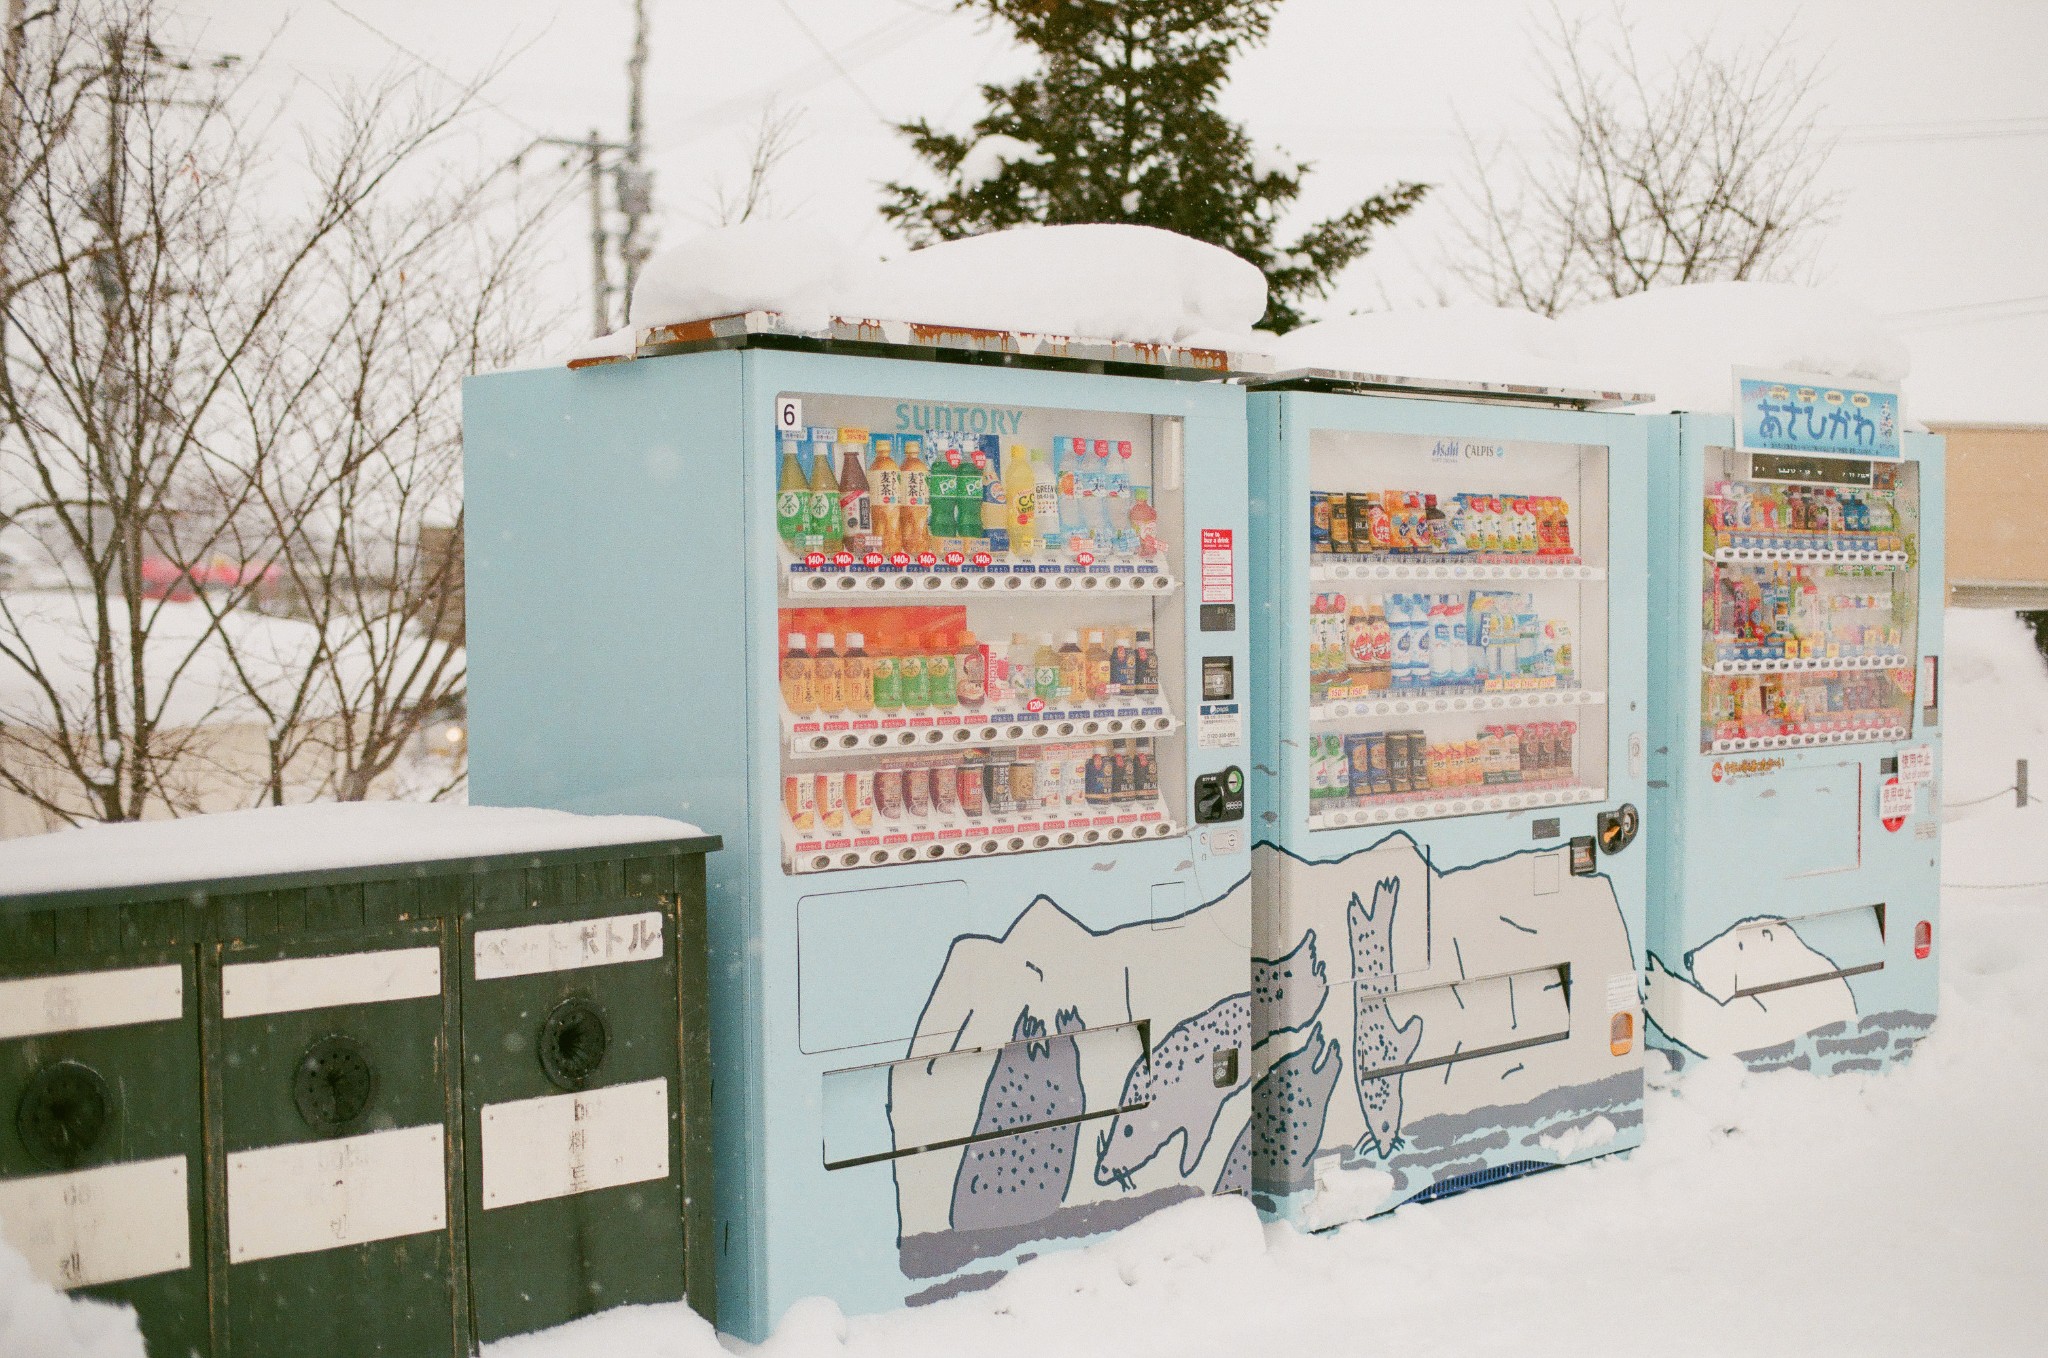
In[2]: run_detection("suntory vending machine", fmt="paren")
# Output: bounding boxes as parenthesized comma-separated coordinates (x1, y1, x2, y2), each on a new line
(1644, 381, 1942, 1076)
(1245, 371, 1651, 1230)
(463, 319, 1254, 1340)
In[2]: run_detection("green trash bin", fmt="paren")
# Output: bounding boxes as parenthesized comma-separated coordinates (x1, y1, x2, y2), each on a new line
(0, 807, 719, 1358)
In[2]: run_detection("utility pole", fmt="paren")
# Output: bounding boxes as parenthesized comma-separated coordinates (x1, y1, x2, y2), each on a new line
(617, 0, 654, 317)
(584, 129, 610, 337)
(0, 0, 29, 270)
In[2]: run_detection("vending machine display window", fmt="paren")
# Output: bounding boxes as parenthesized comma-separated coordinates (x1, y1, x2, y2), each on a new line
(1697, 449, 1921, 754)
(774, 395, 1189, 872)
(1304, 430, 1610, 828)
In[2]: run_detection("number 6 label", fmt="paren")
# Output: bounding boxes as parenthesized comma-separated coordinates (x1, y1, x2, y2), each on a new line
(776, 397, 803, 434)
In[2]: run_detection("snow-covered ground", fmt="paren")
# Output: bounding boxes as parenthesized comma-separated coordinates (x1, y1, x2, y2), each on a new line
(7, 611, 2045, 1356)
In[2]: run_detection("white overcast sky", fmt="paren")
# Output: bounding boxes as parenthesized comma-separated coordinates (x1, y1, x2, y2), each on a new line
(189, 0, 2048, 420)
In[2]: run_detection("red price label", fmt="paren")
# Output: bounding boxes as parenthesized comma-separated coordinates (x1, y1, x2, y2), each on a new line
(1026, 698, 1045, 713)
(971, 551, 994, 568)
(1076, 551, 1095, 567)
(833, 552, 854, 568)
(863, 553, 885, 568)
(916, 552, 939, 567)
(944, 551, 966, 566)
(891, 553, 912, 568)
(803, 552, 826, 569)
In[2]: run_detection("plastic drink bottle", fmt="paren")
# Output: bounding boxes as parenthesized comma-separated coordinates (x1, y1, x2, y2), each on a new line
(777, 439, 809, 549)
(781, 633, 815, 714)
(842, 632, 872, 714)
(1057, 631, 1086, 704)
(1041, 449, 1070, 554)
(1084, 629, 1111, 701)
(981, 444, 1010, 554)
(955, 631, 986, 708)
(1034, 633, 1061, 705)
(925, 641, 955, 708)
(1130, 487, 1161, 558)
(958, 443, 987, 549)
(1009, 633, 1035, 707)
(870, 435, 903, 556)
(812, 632, 844, 713)
(928, 440, 961, 551)
(1134, 630, 1157, 692)
(806, 447, 842, 554)
(1005, 447, 1038, 556)
(837, 434, 873, 555)
(900, 437, 930, 555)
(899, 641, 929, 710)
(871, 637, 902, 711)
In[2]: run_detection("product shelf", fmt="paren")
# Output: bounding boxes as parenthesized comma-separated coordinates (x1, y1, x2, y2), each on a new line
(787, 703, 1177, 758)
(786, 804, 1179, 874)
(1308, 783, 1607, 831)
(1309, 557, 1601, 584)
(1704, 652, 1910, 676)
(1707, 727, 1910, 754)
(783, 560, 1178, 597)
(1310, 687, 1604, 724)
(1706, 542, 1907, 567)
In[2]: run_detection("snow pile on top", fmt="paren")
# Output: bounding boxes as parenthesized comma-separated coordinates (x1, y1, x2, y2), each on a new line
(1271, 305, 1593, 390)
(0, 1239, 142, 1358)
(953, 135, 1049, 192)
(1277, 282, 1912, 412)
(628, 220, 863, 334)
(1566, 282, 1912, 414)
(0, 802, 705, 897)
(629, 223, 1270, 353)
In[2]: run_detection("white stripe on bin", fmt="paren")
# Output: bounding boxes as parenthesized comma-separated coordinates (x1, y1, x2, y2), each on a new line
(0, 1156, 190, 1289)
(479, 1078, 670, 1210)
(221, 947, 440, 1018)
(472, 911, 664, 981)
(226, 1125, 446, 1263)
(0, 965, 183, 1040)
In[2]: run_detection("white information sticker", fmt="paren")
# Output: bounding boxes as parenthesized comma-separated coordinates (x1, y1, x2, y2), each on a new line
(1898, 744, 1935, 788)
(474, 912, 664, 981)
(0, 1156, 189, 1289)
(1197, 702, 1242, 750)
(480, 1078, 671, 1211)
(0, 964, 183, 1041)
(1879, 778, 1915, 824)
(1606, 972, 1638, 1015)
(221, 948, 441, 1019)
(776, 396, 803, 434)
(227, 1125, 447, 1263)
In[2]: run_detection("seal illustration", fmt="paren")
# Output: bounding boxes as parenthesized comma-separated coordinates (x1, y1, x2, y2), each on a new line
(1253, 929, 1328, 1047)
(950, 1005, 1087, 1231)
(1250, 1021, 1344, 1191)
(1093, 991, 1250, 1188)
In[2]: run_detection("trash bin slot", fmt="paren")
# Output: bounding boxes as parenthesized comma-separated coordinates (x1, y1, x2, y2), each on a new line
(821, 1020, 1147, 1170)
(1723, 906, 1886, 999)
(473, 911, 665, 981)
(0, 1155, 190, 1289)
(1353, 965, 1572, 1081)
(225, 1124, 447, 1263)
(0, 964, 183, 1040)
(478, 1076, 671, 1211)
(221, 947, 441, 1019)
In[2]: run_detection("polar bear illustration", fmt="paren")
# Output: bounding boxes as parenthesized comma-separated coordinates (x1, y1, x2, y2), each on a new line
(1646, 915, 1857, 1061)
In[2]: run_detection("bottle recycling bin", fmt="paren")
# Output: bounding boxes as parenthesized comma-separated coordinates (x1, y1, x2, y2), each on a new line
(0, 808, 718, 1356)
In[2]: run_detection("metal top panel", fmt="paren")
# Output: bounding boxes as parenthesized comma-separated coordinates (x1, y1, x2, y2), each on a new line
(570, 309, 1277, 383)
(1244, 366, 1655, 411)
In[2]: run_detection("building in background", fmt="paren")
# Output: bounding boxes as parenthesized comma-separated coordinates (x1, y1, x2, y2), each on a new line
(1929, 422, 2048, 609)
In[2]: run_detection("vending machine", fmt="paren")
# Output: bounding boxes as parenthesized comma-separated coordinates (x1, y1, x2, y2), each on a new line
(1244, 371, 1651, 1230)
(463, 321, 1255, 1340)
(1644, 390, 1942, 1076)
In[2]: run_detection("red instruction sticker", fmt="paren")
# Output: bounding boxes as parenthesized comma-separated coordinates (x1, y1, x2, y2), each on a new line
(1200, 528, 1234, 603)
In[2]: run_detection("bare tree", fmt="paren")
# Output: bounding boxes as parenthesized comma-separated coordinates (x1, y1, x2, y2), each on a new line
(701, 97, 805, 227)
(0, 0, 557, 826)
(1449, 4, 1839, 316)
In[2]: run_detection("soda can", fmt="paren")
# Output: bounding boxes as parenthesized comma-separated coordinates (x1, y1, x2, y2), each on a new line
(816, 771, 846, 830)
(1402, 731, 1430, 792)
(931, 758, 960, 817)
(1310, 492, 1334, 553)
(875, 763, 906, 821)
(1387, 731, 1413, 794)
(1010, 747, 1040, 811)
(1109, 741, 1135, 802)
(904, 758, 933, 819)
(1085, 744, 1115, 806)
(784, 774, 817, 832)
(957, 751, 987, 817)
(845, 769, 875, 829)
(1329, 491, 1354, 554)
(985, 751, 1015, 817)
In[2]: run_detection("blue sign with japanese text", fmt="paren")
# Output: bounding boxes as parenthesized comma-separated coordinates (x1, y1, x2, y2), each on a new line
(1733, 367, 1903, 460)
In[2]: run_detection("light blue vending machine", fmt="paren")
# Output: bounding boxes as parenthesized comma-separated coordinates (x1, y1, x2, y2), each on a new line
(1645, 387, 1942, 1076)
(1244, 370, 1652, 1229)
(463, 319, 1255, 1340)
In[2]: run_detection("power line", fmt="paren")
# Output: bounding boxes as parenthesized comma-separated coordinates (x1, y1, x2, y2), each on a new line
(771, 0, 892, 123)
(322, 0, 548, 138)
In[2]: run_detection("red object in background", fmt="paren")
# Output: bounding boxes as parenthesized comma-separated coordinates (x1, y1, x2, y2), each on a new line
(139, 556, 280, 602)
(1914, 920, 1933, 960)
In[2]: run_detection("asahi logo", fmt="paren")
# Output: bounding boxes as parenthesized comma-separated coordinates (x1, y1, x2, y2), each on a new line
(1430, 438, 1506, 462)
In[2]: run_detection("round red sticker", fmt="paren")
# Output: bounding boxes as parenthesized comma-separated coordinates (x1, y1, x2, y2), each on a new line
(1880, 776, 1907, 833)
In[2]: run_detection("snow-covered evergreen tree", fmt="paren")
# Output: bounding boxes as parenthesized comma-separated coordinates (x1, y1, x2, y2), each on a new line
(880, 0, 1426, 333)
